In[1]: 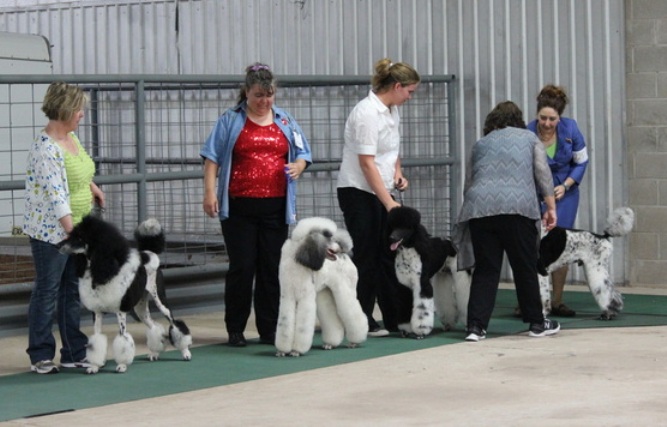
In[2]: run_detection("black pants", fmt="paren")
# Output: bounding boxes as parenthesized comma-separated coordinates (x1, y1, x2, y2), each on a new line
(467, 215, 544, 330)
(337, 187, 399, 331)
(220, 197, 287, 338)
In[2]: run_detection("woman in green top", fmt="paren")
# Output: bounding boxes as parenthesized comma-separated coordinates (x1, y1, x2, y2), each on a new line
(23, 82, 105, 374)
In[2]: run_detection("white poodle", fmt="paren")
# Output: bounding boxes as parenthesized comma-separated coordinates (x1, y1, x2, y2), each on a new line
(275, 217, 368, 357)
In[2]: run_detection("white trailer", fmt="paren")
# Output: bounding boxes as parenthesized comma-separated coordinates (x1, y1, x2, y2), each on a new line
(0, 31, 52, 235)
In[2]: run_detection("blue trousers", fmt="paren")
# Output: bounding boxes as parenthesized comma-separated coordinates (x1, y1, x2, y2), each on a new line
(26, 238, 88, 365)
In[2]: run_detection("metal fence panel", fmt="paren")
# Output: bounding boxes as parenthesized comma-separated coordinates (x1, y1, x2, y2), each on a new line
(0, 74, 456, 286)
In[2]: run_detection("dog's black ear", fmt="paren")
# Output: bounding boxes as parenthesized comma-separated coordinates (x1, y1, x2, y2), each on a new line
(538, 227, 567, 273)
(536, 258, 548, 276)
(443, 239, 458, 257)
(73, 254, 88, 279)
(294, 234, 326, 271)
(89, 252, 122, 285)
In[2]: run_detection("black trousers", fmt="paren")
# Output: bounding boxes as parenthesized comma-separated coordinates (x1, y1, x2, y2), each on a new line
(337, 187, 399, 331)
(467, 214, 544, 330)
(220, 197, 287, 338)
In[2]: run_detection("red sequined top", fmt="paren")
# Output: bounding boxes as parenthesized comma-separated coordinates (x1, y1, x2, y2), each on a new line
(228, 119, 289, 198)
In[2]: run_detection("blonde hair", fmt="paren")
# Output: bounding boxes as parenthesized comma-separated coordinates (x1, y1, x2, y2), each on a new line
(371, 58, 420, 93)
(41, 82, 88, 122)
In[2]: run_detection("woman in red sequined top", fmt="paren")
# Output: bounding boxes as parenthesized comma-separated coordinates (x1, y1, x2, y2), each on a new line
(200, 63, 312, 347)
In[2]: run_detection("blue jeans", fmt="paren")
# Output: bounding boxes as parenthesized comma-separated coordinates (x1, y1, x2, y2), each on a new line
(26, 238, 88, 365)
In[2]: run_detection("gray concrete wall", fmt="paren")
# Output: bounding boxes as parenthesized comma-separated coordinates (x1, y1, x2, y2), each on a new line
(626, 0, 667, 286)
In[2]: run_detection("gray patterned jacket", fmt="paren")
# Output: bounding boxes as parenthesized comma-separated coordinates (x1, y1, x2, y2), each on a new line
(454, 126, 554, 270)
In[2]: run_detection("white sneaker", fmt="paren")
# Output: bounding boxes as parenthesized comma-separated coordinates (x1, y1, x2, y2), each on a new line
(31, 360, 59, 374)
(60, 359, 93, 369)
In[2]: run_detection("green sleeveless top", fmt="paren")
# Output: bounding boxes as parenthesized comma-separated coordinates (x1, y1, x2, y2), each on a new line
(63, 133, 95, 225)
(546, 140, 557, 158)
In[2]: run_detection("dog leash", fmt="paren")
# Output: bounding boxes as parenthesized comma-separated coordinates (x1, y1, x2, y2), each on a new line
(395, 188, 404, 206)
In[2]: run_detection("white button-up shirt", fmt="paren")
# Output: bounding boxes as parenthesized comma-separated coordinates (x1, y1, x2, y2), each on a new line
(337, 90, 401, 193)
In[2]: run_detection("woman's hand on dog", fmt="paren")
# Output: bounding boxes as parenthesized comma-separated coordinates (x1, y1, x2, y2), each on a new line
(542, 207, 557, 231)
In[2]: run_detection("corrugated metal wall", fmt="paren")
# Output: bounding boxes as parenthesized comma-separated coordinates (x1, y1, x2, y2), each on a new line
(0, 0, 628, 282)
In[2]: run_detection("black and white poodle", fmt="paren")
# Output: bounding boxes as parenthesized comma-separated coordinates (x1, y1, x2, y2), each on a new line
(387, 205, 471, 338)
(58, 215, 192, 373)
(538, 207, 635, 320)
(275, 217, 368, 357)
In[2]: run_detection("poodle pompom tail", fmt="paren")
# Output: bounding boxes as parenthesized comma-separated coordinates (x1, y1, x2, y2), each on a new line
(604, 207, 635, 237)
(135, 218, 166, 254)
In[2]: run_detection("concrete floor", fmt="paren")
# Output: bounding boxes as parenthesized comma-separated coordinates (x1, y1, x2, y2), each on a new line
(2, 286, 667, 427)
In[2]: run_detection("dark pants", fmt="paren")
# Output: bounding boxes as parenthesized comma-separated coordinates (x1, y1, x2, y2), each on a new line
(27, 238, 88, 365)
(337, 187, 399, 331)
(221, 197, 287, 339)
(467, 215, 544, 330)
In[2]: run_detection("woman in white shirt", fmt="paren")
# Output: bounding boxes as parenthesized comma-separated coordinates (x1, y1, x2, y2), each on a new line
(337, 58, 420, 336)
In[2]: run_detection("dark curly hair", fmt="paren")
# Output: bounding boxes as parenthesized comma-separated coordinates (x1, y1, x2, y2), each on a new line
(483, 101, 526, 136)
(536, 84, 568, 115)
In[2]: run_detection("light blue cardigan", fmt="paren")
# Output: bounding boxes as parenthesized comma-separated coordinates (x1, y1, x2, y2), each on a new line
(200, 102, 312, 225)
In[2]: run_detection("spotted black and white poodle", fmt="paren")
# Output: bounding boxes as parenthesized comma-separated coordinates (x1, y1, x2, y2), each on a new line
(537, 207, 635, 320)
(275, 217, 368, 357)
(58, 215, 192, 373)
(387, 205, 471, 338)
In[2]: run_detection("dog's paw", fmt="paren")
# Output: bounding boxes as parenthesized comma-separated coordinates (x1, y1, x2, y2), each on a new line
(322, 344, 333, 350)
(347, 342, 359, 349)
(275, 351, 288, 357)
(116, 364, 127, 373)
(289, 351, 301, 357)
(400, 330, 425, 340)
(148, 352, 159, 361)
(182, 349, 192, 361)
(598, 312, 616, 321)
(85, 366, 99, 375)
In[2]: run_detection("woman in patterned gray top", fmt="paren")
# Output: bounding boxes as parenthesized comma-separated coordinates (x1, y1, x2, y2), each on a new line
(454, 101, 559, 341)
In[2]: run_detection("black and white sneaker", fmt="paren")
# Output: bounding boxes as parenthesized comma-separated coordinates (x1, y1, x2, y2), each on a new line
(368, 327, 390, 337)
(465, 325, 486, 342)
(529, 318, 561, 337)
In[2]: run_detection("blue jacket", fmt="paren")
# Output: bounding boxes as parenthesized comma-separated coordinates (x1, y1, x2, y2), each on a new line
(528, 116, 588, 227)
(200, 102, 312, 225)
(527, 117, 588, 188)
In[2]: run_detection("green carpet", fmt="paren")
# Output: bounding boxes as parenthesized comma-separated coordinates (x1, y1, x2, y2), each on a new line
(1, 289, 666, 422)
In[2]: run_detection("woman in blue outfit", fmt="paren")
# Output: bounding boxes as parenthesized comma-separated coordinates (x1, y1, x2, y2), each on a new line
(527, 84, 589, 317)
(200, 63, 312, 347)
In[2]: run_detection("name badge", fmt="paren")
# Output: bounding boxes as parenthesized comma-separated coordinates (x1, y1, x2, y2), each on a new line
(293, 132, 304, 149)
